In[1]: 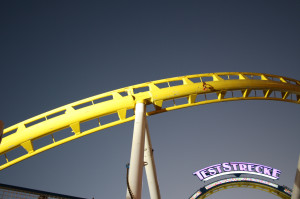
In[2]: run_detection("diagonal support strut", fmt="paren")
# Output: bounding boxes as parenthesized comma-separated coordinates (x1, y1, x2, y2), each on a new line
(144, 119, 161, 199)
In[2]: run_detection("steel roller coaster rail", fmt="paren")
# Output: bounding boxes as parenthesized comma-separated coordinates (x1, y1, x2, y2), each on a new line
(1, 72, 300, 171)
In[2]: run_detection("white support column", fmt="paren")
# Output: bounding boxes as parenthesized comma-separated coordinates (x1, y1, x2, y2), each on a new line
(126, 103, 146, 199)
(144, 119, 161, 199)
(292, 154, 300, 199)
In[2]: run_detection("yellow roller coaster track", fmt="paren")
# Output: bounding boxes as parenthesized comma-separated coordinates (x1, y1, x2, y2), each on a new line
(1, 72, 300, 171)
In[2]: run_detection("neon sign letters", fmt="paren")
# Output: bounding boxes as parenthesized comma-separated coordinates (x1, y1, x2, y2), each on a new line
(193, 162, 281, 181)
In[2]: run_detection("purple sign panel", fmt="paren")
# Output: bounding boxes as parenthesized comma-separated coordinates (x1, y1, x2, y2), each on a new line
(193, 162, 281, 181)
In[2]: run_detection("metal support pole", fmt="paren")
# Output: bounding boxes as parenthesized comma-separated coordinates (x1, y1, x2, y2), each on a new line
(126, 103, 146, 199)
(292, 154, 300, 199)
(144, 120, 161, 199)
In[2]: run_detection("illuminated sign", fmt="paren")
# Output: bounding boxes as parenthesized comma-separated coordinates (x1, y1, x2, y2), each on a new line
(189, 177, 292, 199)
(205, 177, 279, 190)
(193, 162, 281, 181)
(284, 188, 292, 195)
(190, 191, 201, 199)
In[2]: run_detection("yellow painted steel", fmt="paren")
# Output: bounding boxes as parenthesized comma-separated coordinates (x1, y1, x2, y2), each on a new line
(1, 72, 300, 171)
(198, 181, 291, 199)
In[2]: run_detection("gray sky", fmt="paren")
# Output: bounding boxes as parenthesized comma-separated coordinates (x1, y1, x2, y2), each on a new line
(0, 1, 299, 198)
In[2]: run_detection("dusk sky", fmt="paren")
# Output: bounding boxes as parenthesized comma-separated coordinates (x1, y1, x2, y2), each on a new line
(0, 1, 299, 198)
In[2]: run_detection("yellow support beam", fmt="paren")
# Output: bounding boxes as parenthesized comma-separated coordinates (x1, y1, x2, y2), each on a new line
(21, 140, 34, 154)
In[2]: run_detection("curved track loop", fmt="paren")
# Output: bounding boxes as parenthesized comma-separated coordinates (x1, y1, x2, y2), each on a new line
(1, 72, 300, 170)
(191, 177, 292, 199)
